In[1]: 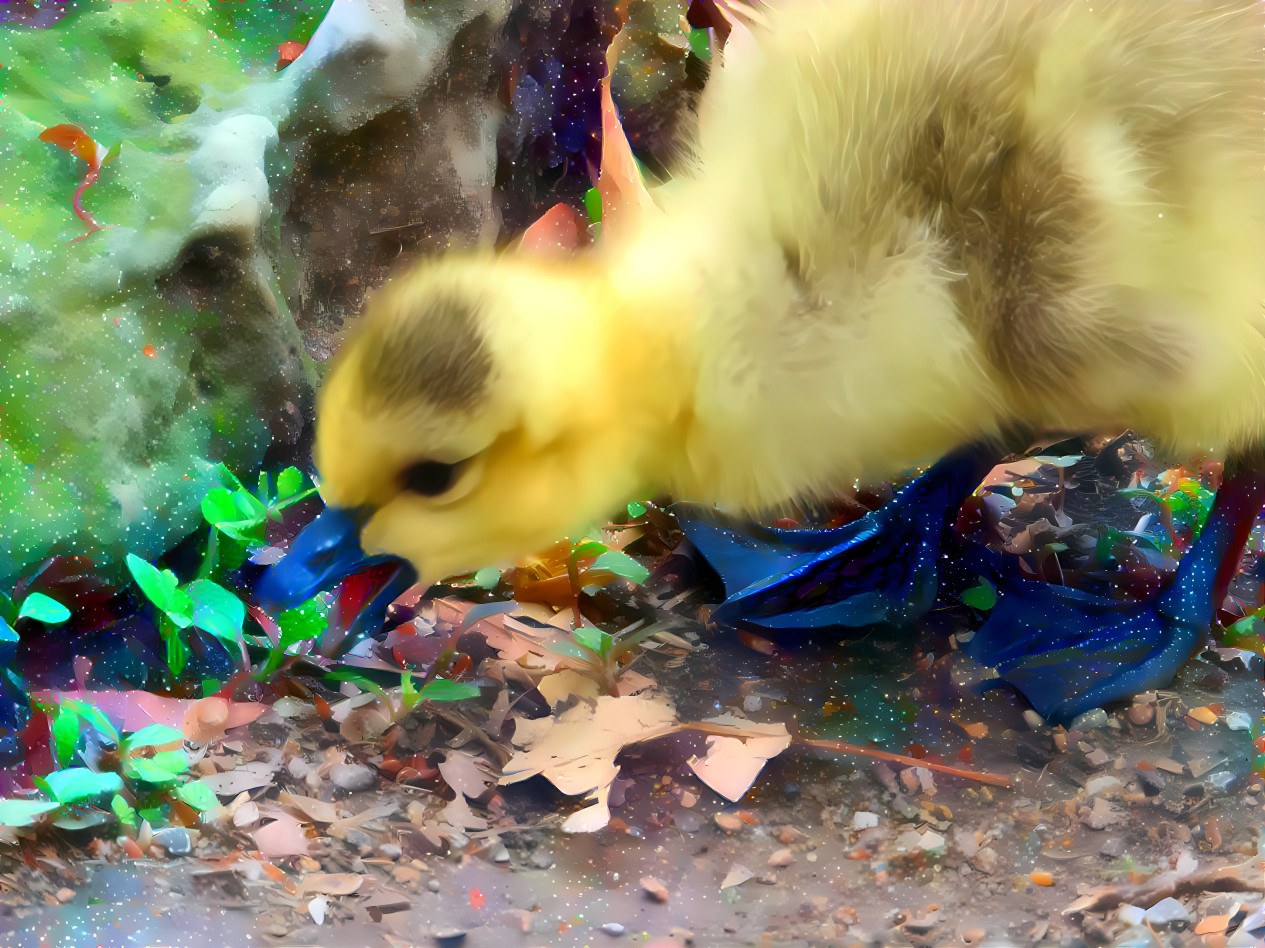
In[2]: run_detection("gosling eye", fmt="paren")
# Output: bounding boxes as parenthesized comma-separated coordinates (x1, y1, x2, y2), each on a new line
(401, 459, 465, 497)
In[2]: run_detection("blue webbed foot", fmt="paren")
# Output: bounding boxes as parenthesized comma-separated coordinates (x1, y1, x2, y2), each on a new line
(676, 446, 996, 631)
(965, 467, 1265, 723)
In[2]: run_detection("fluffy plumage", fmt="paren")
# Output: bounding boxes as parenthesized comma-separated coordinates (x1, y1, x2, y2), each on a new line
(316, 0, 1265, 584)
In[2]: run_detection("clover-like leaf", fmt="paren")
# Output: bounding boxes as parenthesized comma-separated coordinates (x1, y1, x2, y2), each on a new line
(187, 579, 245, 647)
(42, 768, 124, 805)
(0, 799, 61, 828)
(16, 593, 71, 625)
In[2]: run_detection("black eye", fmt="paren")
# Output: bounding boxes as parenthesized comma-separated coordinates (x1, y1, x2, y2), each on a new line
(401, 459, 462, 497)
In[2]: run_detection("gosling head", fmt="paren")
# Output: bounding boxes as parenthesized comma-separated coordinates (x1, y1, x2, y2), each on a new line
(261, 251, 676, 607)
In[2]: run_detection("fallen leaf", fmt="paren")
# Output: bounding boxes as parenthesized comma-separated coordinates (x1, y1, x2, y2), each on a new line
(500, 694, 680, 832)
(687, 716, 792, 802)
(252, 814, 310, 858)
(720, 863, 754, 889)
(301, 873, 364, 897)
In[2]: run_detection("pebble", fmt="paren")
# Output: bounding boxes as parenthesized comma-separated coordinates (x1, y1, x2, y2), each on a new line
(1225, 711, 1252, 730)
(427, 878, 441, 893)
(1127, 702, 1155, 726)
(1144, 897, 1190, 925)
(432, 927, 467, 946)
(528, 848, 554, 869)
(1135, 767, 1166, 796)
(330, 763, 377, 792)
(970, 847, 998, 874)
(55, 888, 75, 904)
(852, 811, 879, 830)
(153, 827, 192, 855)
(1207, 771, 1236, 793)
(343, 828, 373, 853)
(1070, 707, 1108, 731)
(378, 843, 402, 860)
(640, 876, 670, 903)
(714, 813, 743, 833)
(599, 922, 626, 936)
(767, 848, 795, 867)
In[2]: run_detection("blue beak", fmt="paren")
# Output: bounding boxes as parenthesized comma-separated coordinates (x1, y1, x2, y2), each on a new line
(256, 506, 417, 646)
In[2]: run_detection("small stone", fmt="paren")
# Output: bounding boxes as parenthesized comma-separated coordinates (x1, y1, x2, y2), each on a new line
(599, 922, 626, 936)
(640, 876, 670, 902)
(960, 928, 986, 945)
(1144, 897, 1191, 926)
(1084, 775, 1122, 796)
(433, 927, 467, 946)
(427, 878, 441, 892)
(55, 888, 74, 904)
(1207, 771, 1236, 793)
(378, 843, 402, 860)
(1225, 711, 1252, 731)
(153, 826, 192, 855)
(1127, 702, 1155, 726)
(767, 848, 795, 868)
(1083, 748, 1112, 769)
(971, 847, 999, 874)
(852, 811, 879, 830)
(1070, 707, 1108, 731)
(714, 813, 743, 833)
(343, 828, 373, 853)
(1098, 837, 1125, 858)
(1135, 767, 1166, 796)
(1023, 710, 1045, 729)
(490, 843, 510, 863)
(528, 847, 554, 869)
(330, 763, 377, 792)
(1116, 904, 1146, 926)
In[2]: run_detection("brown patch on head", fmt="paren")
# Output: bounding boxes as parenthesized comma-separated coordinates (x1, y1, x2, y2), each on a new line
(355, 290, 494, 414)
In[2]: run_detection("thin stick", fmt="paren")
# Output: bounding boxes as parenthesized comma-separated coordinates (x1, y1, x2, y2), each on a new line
(801, 737, 1012, 787)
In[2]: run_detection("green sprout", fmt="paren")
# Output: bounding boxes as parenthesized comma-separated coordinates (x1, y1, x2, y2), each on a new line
(125, 553, 245, 675)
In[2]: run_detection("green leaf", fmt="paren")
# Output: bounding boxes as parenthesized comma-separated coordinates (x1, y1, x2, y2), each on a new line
(165, 634, 188, 676)
(277, 599, 328, 649)
(548, 638, 592, 661)
(0, 799, 61, 828)
(572, 624, 613, 657)
(590, 550, 650, 585)
(61, 699, 121, 744)
(122, 724, 184, 751)
(960, 577, 998, 611)
(16, 593, 70, 624)
(401, 671, 419, 709)
(418, 678, 480, 702)
(626, 501, 647, 519)
(126, 554, 193, 625)
(111, 794, 138, 828)
(187, 579, 245, 647)
(583, 187, 602, 224)
(687, 27, 713, 61)
(50, 712, 81, 768)
(213, 462, 245, 492)
(43, 768, 124, 805)
(276, 466, 304, 499)
(200, 487, 241, 527)
(124, 751, 189, 785)
(473, 566, 502, 590)
(0, 617, 16, 644)
(176, 779, 218, 812)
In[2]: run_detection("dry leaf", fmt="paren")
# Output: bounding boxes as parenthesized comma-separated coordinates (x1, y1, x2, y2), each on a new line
(500, 695, 680, 832)
(199, 761, 279, 797)
(301, 872, 365, 897)
(252, 814, 310, 858)
(687, 716, 792, 802)
(720, 863, 754, 889)
(278, 791, 339, 825)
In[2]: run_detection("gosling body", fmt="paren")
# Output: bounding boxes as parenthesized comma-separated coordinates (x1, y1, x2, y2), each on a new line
(316, 0, 1265, 583)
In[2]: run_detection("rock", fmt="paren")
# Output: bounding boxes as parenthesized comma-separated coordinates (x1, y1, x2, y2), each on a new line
(640, 876, 670, 903)
(1144, 897, 1190, 926)
(599, 922, 626, 936)
(971, 847, 999, 874)
(1070, 708, 1108, 731)
(329, 763, 377, 792)
(152, 827, 193, 856)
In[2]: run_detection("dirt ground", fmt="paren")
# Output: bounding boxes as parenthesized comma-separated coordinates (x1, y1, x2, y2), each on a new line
(0, 590, 1261, 948)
